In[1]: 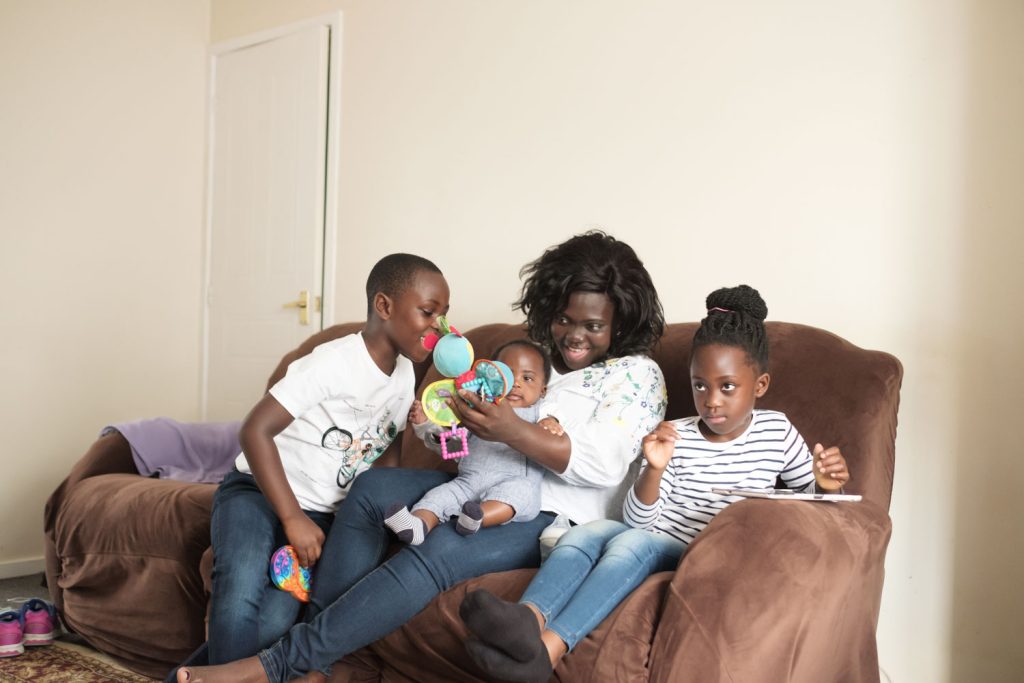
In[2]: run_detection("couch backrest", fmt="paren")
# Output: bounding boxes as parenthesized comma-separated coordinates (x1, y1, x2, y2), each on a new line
(275, 321, 902, 511)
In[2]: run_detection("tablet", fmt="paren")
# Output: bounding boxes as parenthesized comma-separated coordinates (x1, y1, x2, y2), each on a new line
(711, 487, 862, 502)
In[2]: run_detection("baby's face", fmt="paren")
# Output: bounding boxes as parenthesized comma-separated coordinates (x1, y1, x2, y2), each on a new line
(498, 346, 547, 407)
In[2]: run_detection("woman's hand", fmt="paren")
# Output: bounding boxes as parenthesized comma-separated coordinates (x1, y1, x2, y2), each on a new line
(282, 513, 325, 568)
(447, 389, 525, 443)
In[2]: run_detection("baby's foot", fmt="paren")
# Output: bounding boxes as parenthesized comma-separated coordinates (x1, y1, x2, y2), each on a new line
(384, 503, 427, 545)
(176, 656, 267, 683)
(456, 501, 484, 536)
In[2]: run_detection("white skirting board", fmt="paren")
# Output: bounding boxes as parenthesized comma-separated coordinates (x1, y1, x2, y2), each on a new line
(0, 557, 45, 580)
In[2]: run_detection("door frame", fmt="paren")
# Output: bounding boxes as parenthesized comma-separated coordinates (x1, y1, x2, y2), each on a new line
(200, 12, 342, 417)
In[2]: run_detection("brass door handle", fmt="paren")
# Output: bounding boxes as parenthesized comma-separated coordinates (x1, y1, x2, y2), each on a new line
(283, 290, 310, 325)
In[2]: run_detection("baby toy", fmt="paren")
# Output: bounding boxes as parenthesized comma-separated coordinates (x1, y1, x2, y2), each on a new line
(420, 317, 514, 459)
(269, 545, 311, 603)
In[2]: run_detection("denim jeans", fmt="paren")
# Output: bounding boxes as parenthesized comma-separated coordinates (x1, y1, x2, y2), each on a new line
(205, 470, 334, 663)
(257, 467, 555, 682)
(520, 519, 687, 651)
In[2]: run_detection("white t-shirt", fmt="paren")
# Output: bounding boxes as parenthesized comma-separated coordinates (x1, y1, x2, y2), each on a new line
(539, 355, 667, 524)
(235, 333, 414, 513)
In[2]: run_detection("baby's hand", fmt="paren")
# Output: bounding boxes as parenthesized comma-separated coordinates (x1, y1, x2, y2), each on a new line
(813, 443, 850, 491)
(538, 416, 564, 436)
(409, 400, 427, 426)
(641, 421, 678, 471)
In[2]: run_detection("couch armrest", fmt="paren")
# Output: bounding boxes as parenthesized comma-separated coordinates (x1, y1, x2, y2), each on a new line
(51, 473, 215, 677)
(649, 498, 891, 683)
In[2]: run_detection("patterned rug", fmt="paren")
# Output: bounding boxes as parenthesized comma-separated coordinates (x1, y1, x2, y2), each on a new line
(0, 641, 155, 682)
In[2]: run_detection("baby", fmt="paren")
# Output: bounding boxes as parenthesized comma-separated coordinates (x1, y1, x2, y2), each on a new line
(384, 340, 556, 544)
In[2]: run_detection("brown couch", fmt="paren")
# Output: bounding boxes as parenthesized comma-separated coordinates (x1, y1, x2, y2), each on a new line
(44, 321, 902, 682)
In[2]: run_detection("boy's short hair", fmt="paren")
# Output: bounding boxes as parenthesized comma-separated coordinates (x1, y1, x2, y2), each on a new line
(493, 339, 552, 383)
(365, 253, 442, 314)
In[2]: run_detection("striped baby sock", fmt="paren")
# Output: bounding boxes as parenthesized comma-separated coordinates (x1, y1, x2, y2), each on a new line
(456, 501, 484, 536)
(384, 503, 427, 545)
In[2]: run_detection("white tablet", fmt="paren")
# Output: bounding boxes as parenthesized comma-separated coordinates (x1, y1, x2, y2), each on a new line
(712, 487, 862, 502)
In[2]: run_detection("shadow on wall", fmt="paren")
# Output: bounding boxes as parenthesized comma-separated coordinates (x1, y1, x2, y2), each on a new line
(950, 2, 1024, 681)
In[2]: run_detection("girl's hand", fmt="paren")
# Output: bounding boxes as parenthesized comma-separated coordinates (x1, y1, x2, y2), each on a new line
(409, 400, 427, 426)
(813, 443, 850, 491)
(282, 514, 325, 568)
(642, 421, 678, 471)
(447, 389, 522, 443)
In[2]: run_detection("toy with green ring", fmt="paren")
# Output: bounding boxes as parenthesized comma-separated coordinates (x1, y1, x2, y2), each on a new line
(420, 318, 515, 459)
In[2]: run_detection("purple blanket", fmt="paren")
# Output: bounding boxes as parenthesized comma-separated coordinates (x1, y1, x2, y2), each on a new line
(102, 418, 241, 484)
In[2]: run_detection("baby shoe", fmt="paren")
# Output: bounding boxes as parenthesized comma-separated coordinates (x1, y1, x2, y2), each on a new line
(0, 609, 24, 657)
(18, 599, 58, 646)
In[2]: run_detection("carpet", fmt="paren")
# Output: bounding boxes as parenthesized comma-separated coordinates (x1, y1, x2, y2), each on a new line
(0, 641, 156, 682)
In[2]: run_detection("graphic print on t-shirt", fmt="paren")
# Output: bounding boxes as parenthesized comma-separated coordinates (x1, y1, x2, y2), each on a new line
(321, 427, 353, 451)
(327, 404, 400, 489)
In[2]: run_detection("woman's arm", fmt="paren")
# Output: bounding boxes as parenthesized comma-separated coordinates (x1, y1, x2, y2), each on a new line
(449, 390, 572, 472)
(451, 357, 666, 483)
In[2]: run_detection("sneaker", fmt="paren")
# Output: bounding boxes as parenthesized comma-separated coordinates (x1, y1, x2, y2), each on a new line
(538, 514, 573, 562)
(18, 599, 58, 647)
(0, 609, 23, 657)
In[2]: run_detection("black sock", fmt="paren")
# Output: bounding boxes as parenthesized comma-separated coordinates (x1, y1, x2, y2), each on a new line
(459, 589, 543, 661)
(464, 639, 554, 683)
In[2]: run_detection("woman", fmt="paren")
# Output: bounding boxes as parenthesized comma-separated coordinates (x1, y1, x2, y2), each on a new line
(177, 231, 667, 683)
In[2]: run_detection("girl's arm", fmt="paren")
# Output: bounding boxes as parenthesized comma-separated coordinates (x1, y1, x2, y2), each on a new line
(632, 421, 679, 504)
(240, 394, 325, 568)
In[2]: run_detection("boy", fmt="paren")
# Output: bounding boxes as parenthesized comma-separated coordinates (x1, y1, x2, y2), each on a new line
(202, 253, 449, 666)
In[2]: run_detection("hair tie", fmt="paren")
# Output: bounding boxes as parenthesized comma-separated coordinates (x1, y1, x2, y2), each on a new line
(708, 307, 732, 314)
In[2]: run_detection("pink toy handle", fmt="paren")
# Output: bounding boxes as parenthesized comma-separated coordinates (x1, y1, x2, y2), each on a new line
(440, 426, 470, 459)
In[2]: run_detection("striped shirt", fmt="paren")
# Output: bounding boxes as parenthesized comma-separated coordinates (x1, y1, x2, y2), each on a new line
(622, 409, 816, 545)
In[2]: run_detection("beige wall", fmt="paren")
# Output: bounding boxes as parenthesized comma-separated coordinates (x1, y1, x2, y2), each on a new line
(2, 1, 1021, 680)
(0, 0, 210, 571)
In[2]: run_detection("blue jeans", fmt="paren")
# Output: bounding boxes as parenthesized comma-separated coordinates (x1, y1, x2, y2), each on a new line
(205, 470, 335, 663)
(521, 519, 687, 651)
(257, 467, 556, 682)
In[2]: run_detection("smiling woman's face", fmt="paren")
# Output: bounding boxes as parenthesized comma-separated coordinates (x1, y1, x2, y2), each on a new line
(549, 291, 616, 373)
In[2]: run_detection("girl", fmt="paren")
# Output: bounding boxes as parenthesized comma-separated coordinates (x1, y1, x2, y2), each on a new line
(459, 284, 851, 683)
(176, 231, 668, 683)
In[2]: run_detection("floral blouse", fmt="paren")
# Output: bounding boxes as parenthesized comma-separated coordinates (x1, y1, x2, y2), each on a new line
(539, 355, 667, 524)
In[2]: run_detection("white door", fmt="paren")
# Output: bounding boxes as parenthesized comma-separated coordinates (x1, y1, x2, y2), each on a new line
(203, 18, 340, 421)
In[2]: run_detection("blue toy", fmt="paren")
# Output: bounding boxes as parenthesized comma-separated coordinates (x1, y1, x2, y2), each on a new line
(420, 317, 514, 459)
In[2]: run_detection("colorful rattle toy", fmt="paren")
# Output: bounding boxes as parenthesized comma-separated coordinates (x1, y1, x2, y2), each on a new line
(420, 317, 514, 459)
(270, 545, 311, 603)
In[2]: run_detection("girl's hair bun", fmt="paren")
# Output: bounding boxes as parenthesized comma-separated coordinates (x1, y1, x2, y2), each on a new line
(705, 285, 768, 322)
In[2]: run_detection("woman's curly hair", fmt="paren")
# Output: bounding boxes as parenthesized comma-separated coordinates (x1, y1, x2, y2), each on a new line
(513, 231, 664, 358)
(691, 284, 769, 372)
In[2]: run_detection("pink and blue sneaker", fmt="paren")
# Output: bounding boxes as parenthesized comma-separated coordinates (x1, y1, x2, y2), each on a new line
(18, 599, 58, 647)
(0, 609, 23, 657)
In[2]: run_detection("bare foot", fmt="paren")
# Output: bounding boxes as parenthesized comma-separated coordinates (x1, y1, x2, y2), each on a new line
(177, 656, 268, 683)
